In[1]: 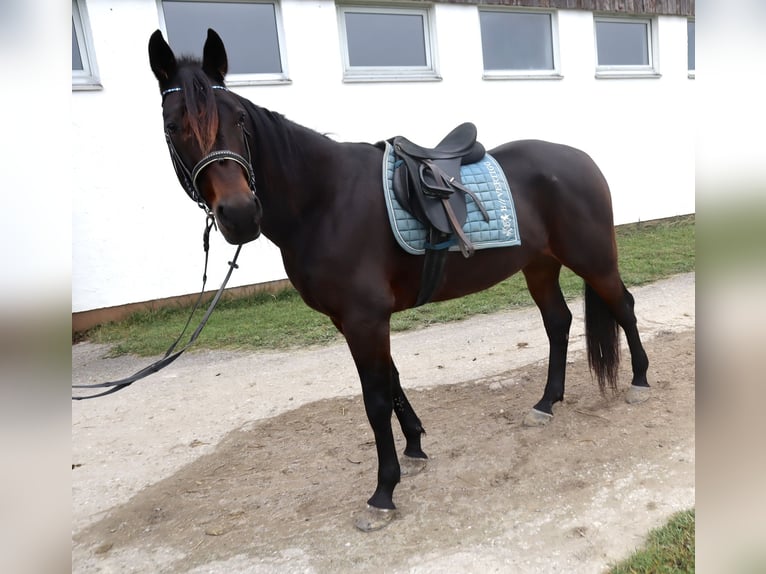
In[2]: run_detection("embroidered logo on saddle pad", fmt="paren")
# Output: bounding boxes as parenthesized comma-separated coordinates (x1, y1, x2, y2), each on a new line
(381, 141, 521, 255)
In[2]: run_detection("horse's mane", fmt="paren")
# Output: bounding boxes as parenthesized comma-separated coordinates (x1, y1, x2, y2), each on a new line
(173, 56, 337, 166)
(175, 57, 219, 153)
(240, 97, 336, 167)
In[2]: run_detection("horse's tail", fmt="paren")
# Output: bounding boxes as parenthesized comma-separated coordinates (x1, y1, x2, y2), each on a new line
(584, 283, 620, 393)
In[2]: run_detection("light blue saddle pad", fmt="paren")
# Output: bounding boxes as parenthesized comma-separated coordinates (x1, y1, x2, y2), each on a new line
(381, 141, 521, 255)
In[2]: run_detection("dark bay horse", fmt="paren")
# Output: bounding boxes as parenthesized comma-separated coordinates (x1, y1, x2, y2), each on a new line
(148, 29, 649, 531)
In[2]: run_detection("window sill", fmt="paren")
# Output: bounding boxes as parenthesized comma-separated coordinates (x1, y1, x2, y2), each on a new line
(595, 71, 662, 80)
(226, 76, 292, 87)
(342, 73, 442, 84)
(72, 81, 103, 92)
(483, 73, 563, 81)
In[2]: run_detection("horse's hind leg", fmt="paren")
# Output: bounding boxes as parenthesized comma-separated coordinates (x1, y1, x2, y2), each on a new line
(391, 361, 428, 476)
(584, 273, 650, 403)
(521, 257, 573, 426)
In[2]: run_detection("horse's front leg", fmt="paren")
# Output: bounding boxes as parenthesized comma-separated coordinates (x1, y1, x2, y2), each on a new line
(342, 316, 402, 531)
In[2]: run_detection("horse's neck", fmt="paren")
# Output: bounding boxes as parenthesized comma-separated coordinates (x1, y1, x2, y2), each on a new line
(246, 104, 340, 247)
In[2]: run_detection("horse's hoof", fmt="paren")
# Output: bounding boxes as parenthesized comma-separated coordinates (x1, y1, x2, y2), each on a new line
(523, 408, 553, 427)
(400, 455, 427, 478)
(625, 385, 650, 404)
(353, 505, 398, 532)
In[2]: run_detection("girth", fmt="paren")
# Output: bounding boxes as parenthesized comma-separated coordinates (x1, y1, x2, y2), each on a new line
(390, 122, 490, 305)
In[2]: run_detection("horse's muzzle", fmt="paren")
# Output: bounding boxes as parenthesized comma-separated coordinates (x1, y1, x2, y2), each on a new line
(214, 195, 262, 245)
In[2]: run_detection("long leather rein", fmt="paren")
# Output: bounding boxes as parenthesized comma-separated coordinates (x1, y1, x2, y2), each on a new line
(72, 218, 241, 400)
(72, 85, 257, 400)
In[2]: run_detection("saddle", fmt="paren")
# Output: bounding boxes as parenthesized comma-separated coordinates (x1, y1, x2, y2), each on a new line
(389, 122, 491, 305)
(392, 122, 490, 259)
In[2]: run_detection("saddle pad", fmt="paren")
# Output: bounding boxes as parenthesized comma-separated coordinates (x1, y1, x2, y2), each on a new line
(381, 141, 521, 255)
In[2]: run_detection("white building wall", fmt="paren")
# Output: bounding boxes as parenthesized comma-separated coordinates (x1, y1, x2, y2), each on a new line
(72, 0, 695, 313)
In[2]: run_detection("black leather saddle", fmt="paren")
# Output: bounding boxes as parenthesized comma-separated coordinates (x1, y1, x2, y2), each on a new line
(391, 122, 489, 258)
(384, 122, 491, 306)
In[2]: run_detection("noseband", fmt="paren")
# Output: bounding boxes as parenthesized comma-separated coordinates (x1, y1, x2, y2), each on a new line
(161, 85, 258, 215)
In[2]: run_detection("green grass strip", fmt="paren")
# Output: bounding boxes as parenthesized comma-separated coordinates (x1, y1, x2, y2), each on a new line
(608, 508, 695, 574)
(83, 215, 694, 356)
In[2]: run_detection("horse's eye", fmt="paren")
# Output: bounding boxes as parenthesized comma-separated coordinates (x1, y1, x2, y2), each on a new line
(237, 112, 246, 126)
(165, 122, 178, 135)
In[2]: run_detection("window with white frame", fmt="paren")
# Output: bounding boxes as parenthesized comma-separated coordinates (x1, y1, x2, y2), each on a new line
(687, 19, 695, 75)
(72, 0, 100, 89)
(594, 16, 659, 78)
(337, 5, 439, 82)
(160, 0, 289, 85)
(479, 9, 560, 79)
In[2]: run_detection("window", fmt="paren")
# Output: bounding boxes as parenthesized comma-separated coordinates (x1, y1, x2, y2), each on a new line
(479, 9, 560, 79)
(337, 5, 439, 82)
(594, 16, 659, 78)
(72, 0, 100, 90)
(160, 0, 289, 85)
(687, 20, 695, 76)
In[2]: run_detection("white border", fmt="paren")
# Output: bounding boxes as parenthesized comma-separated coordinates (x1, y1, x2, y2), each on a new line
(687, 18, 695, 78)
(478, 7, 563, 81)
(72, 0, 102, 90)
(156, 0, 291, 86)
(337, 3, 441, 83)
(594, 15, 661, 79)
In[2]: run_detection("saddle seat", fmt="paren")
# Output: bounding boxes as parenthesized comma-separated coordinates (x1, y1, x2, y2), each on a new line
(391, 122, 490, 259)
(393, 122, 485, 163)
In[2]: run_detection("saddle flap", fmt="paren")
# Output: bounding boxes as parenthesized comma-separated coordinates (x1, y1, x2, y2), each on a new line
(392, 162, 425, 224)
(394, 154, 467, 235)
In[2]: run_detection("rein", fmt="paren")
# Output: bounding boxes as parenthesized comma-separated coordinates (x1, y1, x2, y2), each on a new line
(72, 215, 242, 400)
(73, 84, 258, 400)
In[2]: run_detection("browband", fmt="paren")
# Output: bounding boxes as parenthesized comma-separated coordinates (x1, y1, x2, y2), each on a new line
(161, 85, 227, 97)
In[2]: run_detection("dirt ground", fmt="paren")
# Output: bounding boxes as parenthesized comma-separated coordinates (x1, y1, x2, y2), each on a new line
(72, 273, 695, 573)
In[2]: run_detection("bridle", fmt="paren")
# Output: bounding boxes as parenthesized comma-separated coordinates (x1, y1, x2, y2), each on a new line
(161, 85, 259, 216)
(71, 84, 259, 400)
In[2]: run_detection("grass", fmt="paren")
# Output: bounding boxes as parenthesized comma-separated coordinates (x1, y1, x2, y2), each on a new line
(608, 508, 695, 574)
(83, 214, 694, 356)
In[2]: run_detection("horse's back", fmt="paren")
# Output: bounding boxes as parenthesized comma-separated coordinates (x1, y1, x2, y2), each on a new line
(491, 139, 614, 225)
(490, 139, 607, 190)
(487, 139, 619, 272)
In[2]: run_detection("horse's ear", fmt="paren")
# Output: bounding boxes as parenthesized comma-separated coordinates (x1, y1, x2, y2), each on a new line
(202, 29, 228, 82)
(148, 30, 177, 83)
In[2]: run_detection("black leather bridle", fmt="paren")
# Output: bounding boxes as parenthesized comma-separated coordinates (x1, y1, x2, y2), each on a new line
(72, 85, 258, 400)
(161, 85, 259, 215)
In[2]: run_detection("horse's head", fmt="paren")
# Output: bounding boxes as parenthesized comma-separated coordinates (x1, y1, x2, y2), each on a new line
(148, 29, 262, 245)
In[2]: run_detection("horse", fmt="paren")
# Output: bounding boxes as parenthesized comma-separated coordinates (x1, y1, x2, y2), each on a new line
(148, 29, 649, 531)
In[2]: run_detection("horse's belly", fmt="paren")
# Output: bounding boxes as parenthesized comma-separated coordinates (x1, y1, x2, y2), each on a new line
(417, 245, 532, 304)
